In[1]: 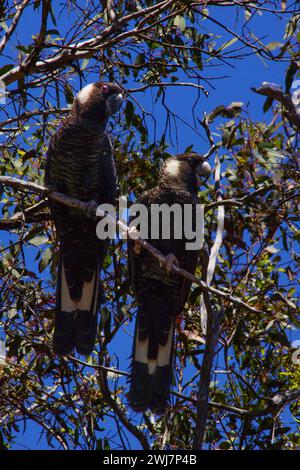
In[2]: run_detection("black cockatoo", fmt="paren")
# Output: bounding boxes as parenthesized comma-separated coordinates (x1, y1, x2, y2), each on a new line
(45, 82, 123, 356)
(128, 154, 211, 413)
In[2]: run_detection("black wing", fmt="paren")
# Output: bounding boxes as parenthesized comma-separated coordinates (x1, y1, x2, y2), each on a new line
(128, 187, 199, 412)
(45, 121, 116, 355)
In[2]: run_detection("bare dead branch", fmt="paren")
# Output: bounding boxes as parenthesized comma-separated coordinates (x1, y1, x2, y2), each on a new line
(252, 83, 300, 130)
(193, 296, 224, 448)
(200, 153, 224, 332)
(128, 82, 207, 94)
(195, 150, 225, 449)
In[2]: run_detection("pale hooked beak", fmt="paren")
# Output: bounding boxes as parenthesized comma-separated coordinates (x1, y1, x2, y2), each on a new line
(106, 92, 124, 116)
(195, 160, 211, 185)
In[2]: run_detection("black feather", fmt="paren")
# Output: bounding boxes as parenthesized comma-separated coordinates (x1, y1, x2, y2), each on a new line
(45, 84, 120, 356)
(128, 157, 200, 412)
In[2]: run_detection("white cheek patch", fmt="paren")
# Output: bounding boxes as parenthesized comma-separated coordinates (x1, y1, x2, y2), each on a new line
(77, 83, 95, 104)
(165, 159, 181, 177)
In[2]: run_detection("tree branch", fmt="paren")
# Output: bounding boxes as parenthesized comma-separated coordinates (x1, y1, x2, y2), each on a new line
(194, 148, 225, 448)
(0, 175, 265, 317)
(20, 0, 51, 75)
(63, 360, 300, 421)
(0, 0, 175, 86)
(0, 107, 69, 130)
(193, 294, 224, 448)
(128, 82, 207, 94)
(252, 82, 300, 130)
(0, 1, 270, 87)
(0, 0, 30, 55)
(98, 368, 150, 450)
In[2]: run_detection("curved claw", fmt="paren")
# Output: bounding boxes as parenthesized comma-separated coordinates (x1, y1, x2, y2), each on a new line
(86, 200, 98, 219)
(133, 239, 142, 255)
(164, 253, 179, 275)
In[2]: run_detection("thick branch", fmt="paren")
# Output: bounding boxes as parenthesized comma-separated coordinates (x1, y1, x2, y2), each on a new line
(0, 175, 46, 195)
(1, 1, 268, 87)
(271, 389, 300, 412)
(0, 0, 176, 86)
(19, 0, 52, 75)
(192, 296, 224, 449)
(0, 211, 51, 229)
(0, 186, 274, 229)
(0, 175, 265, 315)
(175, 388, 300, 419)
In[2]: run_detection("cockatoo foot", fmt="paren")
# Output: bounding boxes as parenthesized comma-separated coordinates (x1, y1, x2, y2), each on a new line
(164, 253, 179, 275)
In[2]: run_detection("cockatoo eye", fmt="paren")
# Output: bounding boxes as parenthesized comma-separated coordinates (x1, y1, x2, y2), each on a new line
(101, 85, 109, 95)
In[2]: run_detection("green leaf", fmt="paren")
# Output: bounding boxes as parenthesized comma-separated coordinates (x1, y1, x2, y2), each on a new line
(219, 441, 232, 450)
(285, 61, 298, 93)
(28, 236, 49, 247)
(0, 64, 14, 77)
(135, 53, 145, 66)
(39, 247, 52, 272)
(266, 41, 283, 51)
(125, 100, 134, 126)
(0, 21, 8, 32)
(263, 96, 274, 113)
(174, 15, 186, 32)
(245, 9, 252, 21)
(46, 29, 60, 36)
(64, 84, 74, 104)
(219, 37, 238, 51)
(81, 58, 90, 70)
(269, 331, 290, 347)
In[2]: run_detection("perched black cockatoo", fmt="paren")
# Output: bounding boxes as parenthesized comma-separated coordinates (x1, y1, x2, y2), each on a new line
(45, 82, 123, 356)
(128, 154, 211, 413)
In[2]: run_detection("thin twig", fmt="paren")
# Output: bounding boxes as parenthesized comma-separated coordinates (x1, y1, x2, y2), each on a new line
(98, 368, 150, 450)
(68, 355, 128, 376)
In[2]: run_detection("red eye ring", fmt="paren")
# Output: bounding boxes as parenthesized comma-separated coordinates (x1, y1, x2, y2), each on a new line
(101, 85, 109, 94)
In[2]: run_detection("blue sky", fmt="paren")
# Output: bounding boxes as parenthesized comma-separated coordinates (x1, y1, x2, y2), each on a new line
(0, 1, 299, 450)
